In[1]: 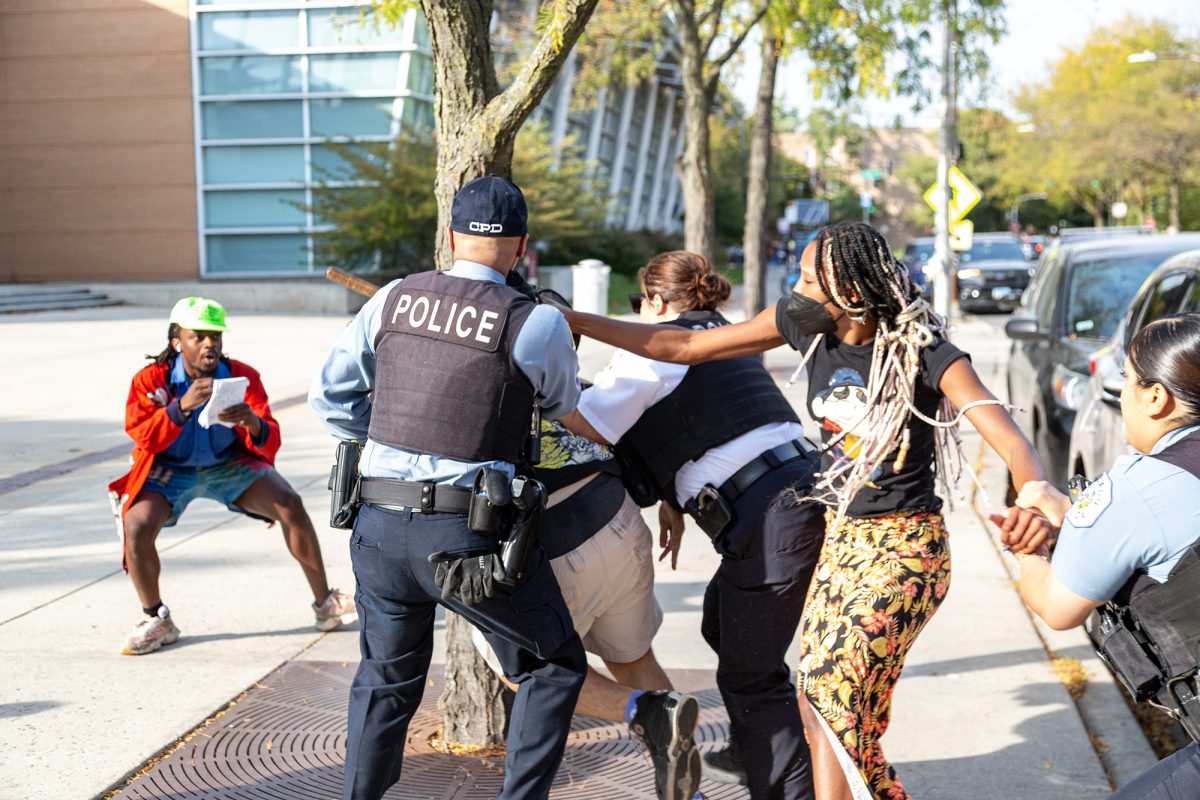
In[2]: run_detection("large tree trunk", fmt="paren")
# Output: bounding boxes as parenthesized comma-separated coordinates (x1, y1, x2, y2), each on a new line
(675, 44, 716, 263)
(742, 31, 778, 319)
(416, 0, 599, 746)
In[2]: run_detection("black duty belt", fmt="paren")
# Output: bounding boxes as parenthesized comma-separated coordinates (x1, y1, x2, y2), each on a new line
(359, 478, 472, 515)
(716, 439, 812, 505)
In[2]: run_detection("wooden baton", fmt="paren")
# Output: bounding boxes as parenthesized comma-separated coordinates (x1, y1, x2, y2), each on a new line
(325, 266, 381, 299)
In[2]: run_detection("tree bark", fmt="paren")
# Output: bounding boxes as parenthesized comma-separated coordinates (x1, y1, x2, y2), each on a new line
(422, 0, 600, 269)
(742, 30, 778, 319)
(438, 613, 510, 746)
(416, 0, 600, 747)
(673, 8, 717, 264)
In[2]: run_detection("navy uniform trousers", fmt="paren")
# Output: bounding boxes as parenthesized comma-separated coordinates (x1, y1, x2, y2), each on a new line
(345, 503, 586, 800)
(700, 455, 824, 800)
(1110, 742, 1200, 800)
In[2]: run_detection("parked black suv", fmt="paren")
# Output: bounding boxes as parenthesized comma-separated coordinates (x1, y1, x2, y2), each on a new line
(1004, 234, 1200, 487)
(958, 234, 1032, 313)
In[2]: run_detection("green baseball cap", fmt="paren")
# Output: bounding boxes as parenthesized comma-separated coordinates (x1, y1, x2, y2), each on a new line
(169, 296, 228, 332)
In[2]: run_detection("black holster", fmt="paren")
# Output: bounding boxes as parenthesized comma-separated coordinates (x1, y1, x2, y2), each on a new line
(495, 477, 545, 588)
(684, 484, 736, 543)
(327, 440, 361, 530)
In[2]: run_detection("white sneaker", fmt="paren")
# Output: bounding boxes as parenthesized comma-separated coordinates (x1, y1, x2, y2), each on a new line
(121, 609, 180, 655)
(313, 588, 356, 632)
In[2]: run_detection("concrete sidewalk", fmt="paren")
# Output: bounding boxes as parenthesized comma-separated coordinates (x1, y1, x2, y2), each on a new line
(0, 301, 1155, 799)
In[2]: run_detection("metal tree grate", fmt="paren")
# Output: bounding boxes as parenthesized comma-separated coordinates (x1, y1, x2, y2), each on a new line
(119, 662, 750, 799)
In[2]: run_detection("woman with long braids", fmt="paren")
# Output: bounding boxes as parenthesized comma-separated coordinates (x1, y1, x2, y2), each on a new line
(554, 223, 1051, 800)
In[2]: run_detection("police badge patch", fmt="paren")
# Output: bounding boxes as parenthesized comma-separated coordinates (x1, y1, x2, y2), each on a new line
(1066, 474, 1113, 528)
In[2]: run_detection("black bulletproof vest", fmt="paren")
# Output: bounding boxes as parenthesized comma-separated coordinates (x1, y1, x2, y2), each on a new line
(618, 309, 801, 504)
(368, 270, 536, 464)
(1111, 429, 1200, 683)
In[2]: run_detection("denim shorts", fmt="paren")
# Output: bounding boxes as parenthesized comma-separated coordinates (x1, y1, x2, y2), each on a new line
(141, 456, 274, 526)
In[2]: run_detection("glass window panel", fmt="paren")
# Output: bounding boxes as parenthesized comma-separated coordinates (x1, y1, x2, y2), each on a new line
(200, 55, 301, 95)
(406, 52, 432, 94)
(205, 189, 307, 227)
(312, 144, 362, 180)
(206, 234, 309, 273)
(399, 98, 434, 134)
(202, 100, 303, 139)
(1067, 255, 1167, 340)
(310, 53, 403, 93)
(200, 11, 300, 51)
(204, 145, 304, 184)
(413, 15, 431, 47)
(308, 7, 404, 47)
(310, 98, 396, 136)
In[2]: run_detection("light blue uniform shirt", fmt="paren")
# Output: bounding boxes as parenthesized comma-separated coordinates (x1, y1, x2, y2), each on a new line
(1052, 424, 1200, 601)
(308, 260, 580, 487)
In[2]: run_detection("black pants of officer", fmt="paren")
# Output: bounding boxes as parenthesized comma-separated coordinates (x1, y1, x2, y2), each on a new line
(344, 503, 587, 800)
(700, 456, 824, 800)
(1110, 742, 1200, 800)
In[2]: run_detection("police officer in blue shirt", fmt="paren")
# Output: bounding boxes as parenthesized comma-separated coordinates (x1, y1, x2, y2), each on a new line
(309, 176, 586, 800)
(1011, 313, 1200, 799)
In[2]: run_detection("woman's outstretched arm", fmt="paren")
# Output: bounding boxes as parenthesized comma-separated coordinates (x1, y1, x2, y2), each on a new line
(562, 305, 786, 365)
(940, 357, 1051, 553)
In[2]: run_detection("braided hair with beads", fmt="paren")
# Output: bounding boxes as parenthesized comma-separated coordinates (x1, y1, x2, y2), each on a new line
(804, 222, 994, 524)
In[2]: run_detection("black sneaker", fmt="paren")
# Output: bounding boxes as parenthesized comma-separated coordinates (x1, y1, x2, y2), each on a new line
(702, 742, 748, 786)
(629, 691, 701, 800)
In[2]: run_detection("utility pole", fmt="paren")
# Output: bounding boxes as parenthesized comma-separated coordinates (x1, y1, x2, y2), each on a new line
(931, 0, 958, 321)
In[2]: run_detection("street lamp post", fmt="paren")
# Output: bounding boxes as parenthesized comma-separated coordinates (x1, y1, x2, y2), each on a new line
(1009, 192, 1048, 231)
(931, 0, 958, 322)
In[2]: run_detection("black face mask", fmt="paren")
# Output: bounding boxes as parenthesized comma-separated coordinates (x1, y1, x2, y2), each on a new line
(784, 293, 841, 336)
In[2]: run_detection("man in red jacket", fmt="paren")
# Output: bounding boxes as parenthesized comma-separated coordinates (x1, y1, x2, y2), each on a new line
(108, 297, 354, 655)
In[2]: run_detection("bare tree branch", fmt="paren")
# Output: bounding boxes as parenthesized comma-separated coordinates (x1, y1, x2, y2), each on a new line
(704, 1, 768, 99)
(485, 0, 601, 137)
(698, 0, 726, 56)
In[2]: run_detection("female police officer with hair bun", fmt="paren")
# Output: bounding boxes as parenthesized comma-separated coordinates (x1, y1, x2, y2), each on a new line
(1015, 312, 1200, 799)
(559, 251, 825, 800)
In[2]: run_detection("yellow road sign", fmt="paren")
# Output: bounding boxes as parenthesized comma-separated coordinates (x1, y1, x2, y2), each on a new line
(950, 219, 974, 251)
(924, 166, 983, 222)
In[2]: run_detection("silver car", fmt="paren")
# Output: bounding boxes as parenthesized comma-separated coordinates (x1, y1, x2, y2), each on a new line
(1068, 249, 1200, 481)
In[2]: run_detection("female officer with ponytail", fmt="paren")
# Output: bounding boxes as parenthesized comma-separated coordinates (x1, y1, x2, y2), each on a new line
(1016, 313, 1200, 800)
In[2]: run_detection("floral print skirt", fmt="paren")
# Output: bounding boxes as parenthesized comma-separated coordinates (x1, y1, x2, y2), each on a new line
(797, 510, 951, 800)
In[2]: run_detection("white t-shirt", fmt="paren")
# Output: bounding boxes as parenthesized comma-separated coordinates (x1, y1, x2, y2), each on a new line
(576, 349, 805, 506)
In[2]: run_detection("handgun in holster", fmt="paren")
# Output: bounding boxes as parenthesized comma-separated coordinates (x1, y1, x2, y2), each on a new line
(466, 467, 545, 588)
(327, 439, 361, 530)
(495, 477, 545, 588)
(684, 484, 735, 543)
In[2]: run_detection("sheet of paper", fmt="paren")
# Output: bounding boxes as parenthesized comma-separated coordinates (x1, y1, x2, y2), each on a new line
(198, 376, 250, 429)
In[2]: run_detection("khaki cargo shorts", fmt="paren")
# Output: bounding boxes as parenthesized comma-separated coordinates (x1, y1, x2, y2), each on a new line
(473, 491, 663, 669)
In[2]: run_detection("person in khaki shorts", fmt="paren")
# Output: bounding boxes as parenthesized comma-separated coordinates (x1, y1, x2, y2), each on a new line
(474, 417, 702, 800)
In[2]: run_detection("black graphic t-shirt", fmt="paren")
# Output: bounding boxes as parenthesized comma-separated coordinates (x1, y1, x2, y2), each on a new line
(775, 299, 969, 518)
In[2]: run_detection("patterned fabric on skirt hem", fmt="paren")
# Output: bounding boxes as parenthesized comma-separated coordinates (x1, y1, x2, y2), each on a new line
(797, 510, 951, 800)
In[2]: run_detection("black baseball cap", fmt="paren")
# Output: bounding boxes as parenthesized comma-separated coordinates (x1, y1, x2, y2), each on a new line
(450, 175, 528, 238)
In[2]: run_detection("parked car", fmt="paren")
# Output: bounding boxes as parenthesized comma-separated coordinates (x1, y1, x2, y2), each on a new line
(1004, 234, 1200, 488)
(1068, 249, 1200, 481)
(1020, 235, 1045, 261)
(901, 236, 935, 292)
(957, 233, 1031, 313)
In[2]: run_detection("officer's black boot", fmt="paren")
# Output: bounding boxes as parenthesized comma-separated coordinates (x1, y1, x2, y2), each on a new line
(628, 691, 702, 800)
(701, 735, 748, 786)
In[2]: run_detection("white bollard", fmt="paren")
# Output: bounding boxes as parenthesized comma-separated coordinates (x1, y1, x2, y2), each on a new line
(571, 259, 611, 316)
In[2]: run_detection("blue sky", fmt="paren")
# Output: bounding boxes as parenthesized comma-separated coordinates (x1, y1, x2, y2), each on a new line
(728, 0, 1200, 128)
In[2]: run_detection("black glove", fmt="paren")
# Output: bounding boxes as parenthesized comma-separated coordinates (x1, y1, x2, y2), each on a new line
(428, 549, 501, 606)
